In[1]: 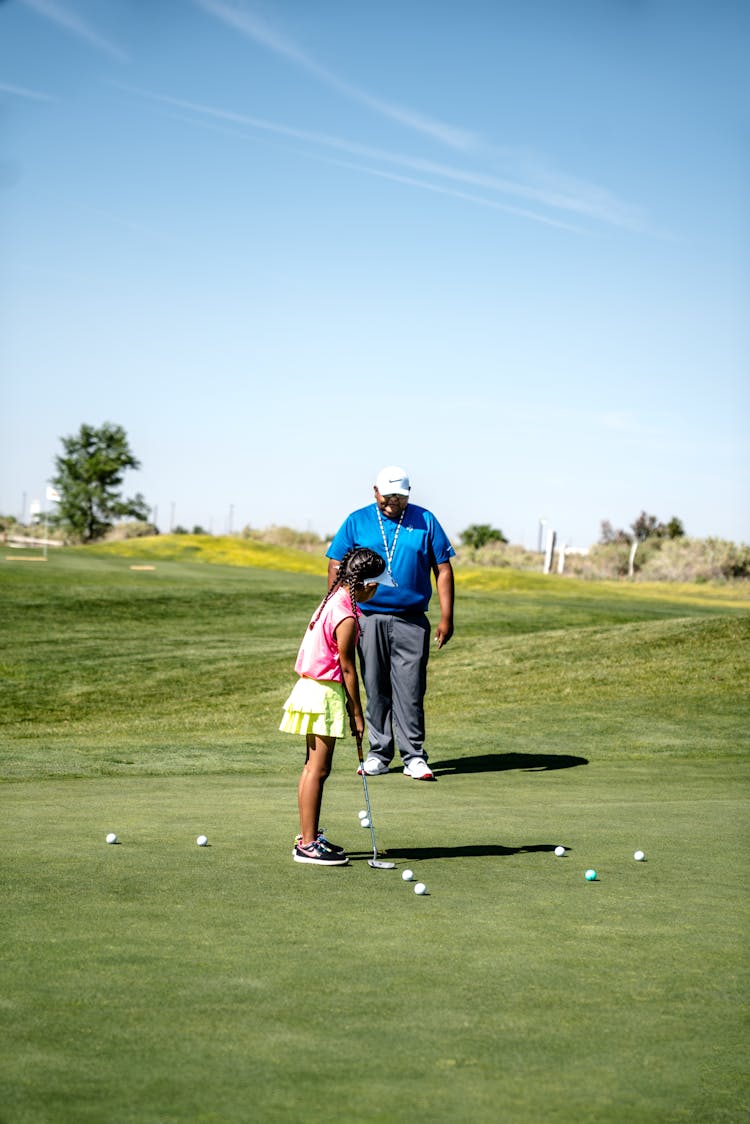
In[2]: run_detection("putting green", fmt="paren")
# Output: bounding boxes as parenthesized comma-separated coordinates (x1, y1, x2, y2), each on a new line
(1, 550, 748, 1121)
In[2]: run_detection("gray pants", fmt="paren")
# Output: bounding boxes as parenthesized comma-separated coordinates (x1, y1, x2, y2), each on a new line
(358, 612, 431, 766)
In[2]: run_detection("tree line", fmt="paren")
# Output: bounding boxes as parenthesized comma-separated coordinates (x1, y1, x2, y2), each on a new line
(6, 424, 734, 573)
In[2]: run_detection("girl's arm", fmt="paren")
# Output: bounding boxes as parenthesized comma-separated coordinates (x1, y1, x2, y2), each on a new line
(334, 616, 364, 739)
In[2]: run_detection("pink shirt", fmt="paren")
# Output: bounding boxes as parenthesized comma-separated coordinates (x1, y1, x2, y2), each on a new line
(294, 586, 360, 683)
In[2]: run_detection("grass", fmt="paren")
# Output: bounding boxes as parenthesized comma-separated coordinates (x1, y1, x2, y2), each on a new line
(84, 532, 328, 575)
(1, 546, 748, 1122)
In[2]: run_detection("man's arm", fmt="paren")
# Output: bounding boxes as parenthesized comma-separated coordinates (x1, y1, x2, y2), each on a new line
(433, 560, 454, 648)
(327, 557, 340, 590)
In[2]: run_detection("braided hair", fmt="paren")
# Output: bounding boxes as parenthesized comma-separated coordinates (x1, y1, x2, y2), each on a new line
(309, 547, 386, 629)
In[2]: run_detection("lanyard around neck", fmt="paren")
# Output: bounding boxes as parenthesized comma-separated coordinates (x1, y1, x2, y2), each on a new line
(376, 505, 405, 574)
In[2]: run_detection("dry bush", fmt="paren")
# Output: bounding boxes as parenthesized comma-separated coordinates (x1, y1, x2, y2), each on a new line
(242, 525, 328, 553)
(455, 537, 750, 585)
(453, 542, 542, 570)
(639, 537, 750, 583)
(104, 521, 159, 541)
(551, 538, 750, 583)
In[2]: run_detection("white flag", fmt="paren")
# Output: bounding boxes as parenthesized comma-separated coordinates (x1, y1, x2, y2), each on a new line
(46, 485, 61, 502)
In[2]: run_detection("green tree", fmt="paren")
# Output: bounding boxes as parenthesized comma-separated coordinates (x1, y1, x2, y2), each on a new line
(601, 512, 686, 545)
(631, 511, 662, 542)
(460, 523, 508, 550)
(52, 422, 149, 542)
(631, 511, 686, 542)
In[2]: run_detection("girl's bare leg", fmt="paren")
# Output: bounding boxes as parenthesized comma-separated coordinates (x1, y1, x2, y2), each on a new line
(298, 734, 336, 844)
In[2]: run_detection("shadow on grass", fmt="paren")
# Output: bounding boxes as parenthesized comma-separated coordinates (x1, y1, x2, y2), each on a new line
(351, 843, 560, 861)
(430, 752, 588, 775)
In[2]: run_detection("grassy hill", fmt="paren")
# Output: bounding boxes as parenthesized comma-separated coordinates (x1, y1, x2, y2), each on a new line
(1, 544, 748, 1122)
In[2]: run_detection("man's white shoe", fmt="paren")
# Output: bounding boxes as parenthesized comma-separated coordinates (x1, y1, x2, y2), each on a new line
(357, 756, 390, 776)
(403, 758, 435, 781)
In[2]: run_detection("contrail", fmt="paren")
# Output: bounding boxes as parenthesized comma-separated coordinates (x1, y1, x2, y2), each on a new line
(18, 0, 129, 62)
(193, 0, 476, 151)
(119, 84, 640, 231)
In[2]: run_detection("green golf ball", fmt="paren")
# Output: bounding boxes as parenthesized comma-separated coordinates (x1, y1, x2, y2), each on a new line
(585, 868, 597, 881)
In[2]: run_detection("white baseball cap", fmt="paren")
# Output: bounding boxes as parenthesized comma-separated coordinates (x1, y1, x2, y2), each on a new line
(375, 466, 410, 496)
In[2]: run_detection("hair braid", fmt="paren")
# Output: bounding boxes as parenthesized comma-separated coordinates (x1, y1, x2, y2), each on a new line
(308, 547, 386, 630)
(347, 573, 358, 619)
(308, 548, 355, 629)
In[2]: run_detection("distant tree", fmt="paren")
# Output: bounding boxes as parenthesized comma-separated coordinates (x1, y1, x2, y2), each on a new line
(52, 422, 149, 542)
(601, 512, 686, 546)
(460, 523, 508, 550)
(630, 511, 662, 542)
(599, 520, 631, 545)
(631, 511, 686, 542)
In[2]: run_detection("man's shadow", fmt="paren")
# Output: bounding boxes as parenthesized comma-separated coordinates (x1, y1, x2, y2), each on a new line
(430, 752, 588, 776)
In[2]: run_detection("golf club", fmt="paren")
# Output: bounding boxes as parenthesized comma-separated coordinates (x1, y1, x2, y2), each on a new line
(356, 734, 396, 869)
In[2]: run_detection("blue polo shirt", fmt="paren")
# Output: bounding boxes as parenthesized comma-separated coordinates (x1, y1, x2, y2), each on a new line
(327, 503, 455, 614)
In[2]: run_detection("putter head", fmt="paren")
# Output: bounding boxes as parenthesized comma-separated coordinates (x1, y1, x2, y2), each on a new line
(368, 859, 396, 869)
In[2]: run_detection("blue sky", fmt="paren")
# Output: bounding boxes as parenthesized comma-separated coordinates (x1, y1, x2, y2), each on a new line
(1, 0, 748, 547)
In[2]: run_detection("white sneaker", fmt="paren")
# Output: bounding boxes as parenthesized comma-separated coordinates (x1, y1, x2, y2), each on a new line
(357, 756, 390, 776)
(403, 758, 435, 781)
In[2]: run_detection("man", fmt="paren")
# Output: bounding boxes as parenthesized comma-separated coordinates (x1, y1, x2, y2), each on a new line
(326, 466, 455, 781)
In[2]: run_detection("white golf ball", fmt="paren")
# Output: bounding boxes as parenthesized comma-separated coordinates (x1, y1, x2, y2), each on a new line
(634, 850, 645, 862)
(414, 882, 427, 895)
(554, 846, 565, 857)
(360, 818, 370, 828)
(105, 832, 117, 845)
(196, 835, 208, 847)
(402, 869, 414, 881)
(358, 810, 368, 820)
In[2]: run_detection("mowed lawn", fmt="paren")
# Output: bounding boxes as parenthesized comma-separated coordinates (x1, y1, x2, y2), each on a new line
(1, 544, 748, 1123)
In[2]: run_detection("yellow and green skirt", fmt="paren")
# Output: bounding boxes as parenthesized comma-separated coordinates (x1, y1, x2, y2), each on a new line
(279, 677, 348, 738)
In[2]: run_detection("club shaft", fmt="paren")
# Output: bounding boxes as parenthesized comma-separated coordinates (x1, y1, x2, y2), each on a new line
(356, 739, 380, 861)
(360, 770, 379, 859)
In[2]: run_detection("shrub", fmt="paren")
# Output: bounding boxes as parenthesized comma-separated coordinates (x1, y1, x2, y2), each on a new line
(241, 525, 327, 553)
(105, 521, 159, 541)
(454, 542, 541, 570)
(639, 538, 750, 583)
(547, 537, 749, 583)
(459, 524, 508, 550)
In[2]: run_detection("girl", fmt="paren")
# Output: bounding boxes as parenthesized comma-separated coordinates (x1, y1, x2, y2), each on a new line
(280, 547, 394, 865)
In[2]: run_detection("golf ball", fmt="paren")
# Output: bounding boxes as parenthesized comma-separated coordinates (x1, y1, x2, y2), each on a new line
(360, 818, 370, 828)
(358, 810, 368, 820)
(105, 832, 118, 845)
(196, 835, 208, 847)
(414, 882, 427, 895)
(554, 846, 565, 857)
(402, 869, 414, 881)
(584, 869, 597, 881)
(634, 850, 645, 862)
